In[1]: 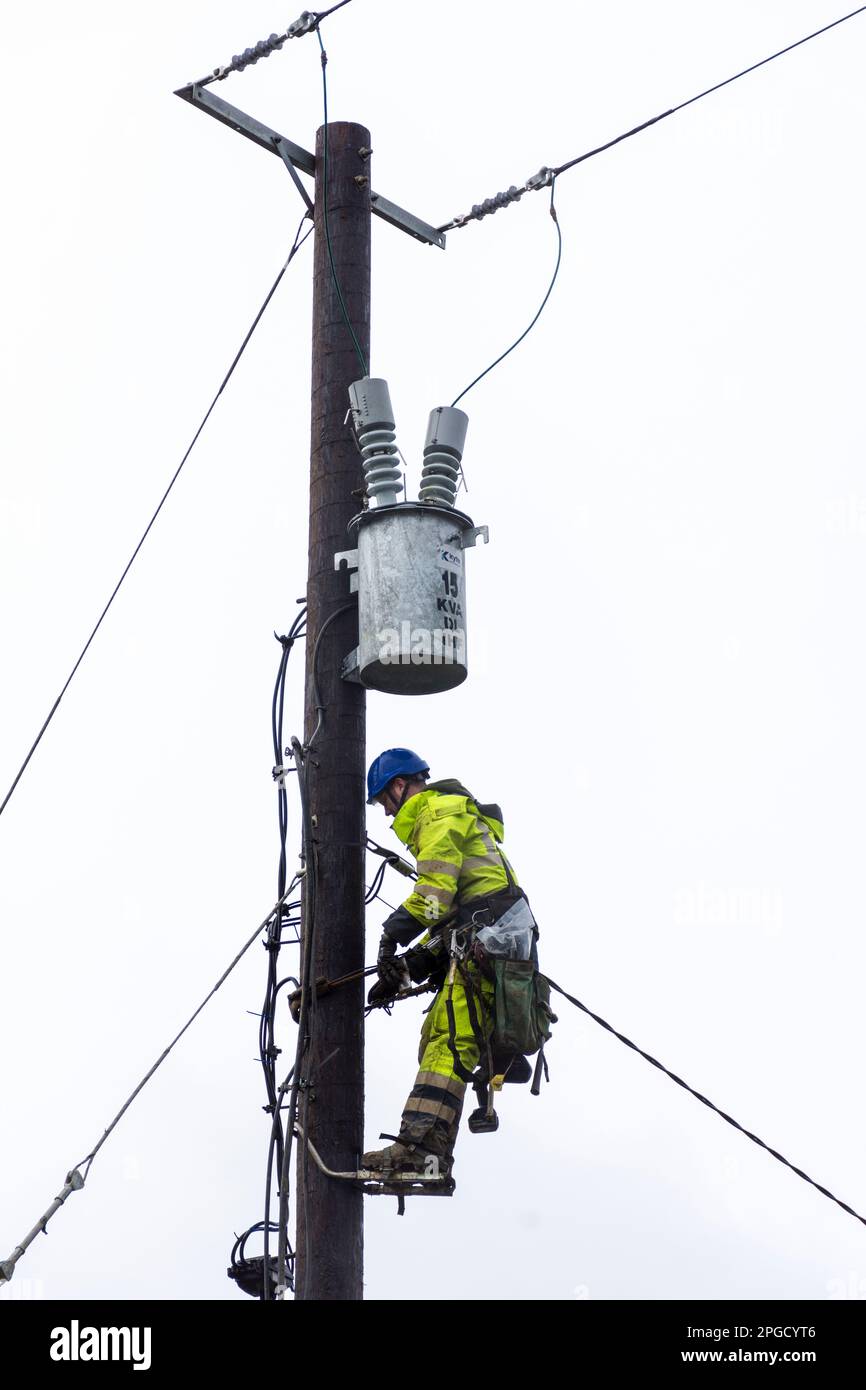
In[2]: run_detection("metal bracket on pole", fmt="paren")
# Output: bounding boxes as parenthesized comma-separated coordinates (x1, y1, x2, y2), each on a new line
(334, 548, 359, 593)
(273, 136, 314, 215)
(175, 86, 446, 247)
(369, 193, 446, 250)
(340, 648, 361, 684)
(294, 1126, 455, 1208)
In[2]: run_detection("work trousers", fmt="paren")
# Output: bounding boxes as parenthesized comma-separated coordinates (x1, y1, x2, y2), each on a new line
(400, 961, 495, 1145)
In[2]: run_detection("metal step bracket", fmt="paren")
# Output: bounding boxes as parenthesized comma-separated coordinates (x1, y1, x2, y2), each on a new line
(340, 647, 361, 683)
(334, 548, 359, 593)
(295, 1127, 455, 1214)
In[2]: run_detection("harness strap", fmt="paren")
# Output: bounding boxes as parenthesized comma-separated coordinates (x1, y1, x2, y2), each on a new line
(444, 978, 477, 1085)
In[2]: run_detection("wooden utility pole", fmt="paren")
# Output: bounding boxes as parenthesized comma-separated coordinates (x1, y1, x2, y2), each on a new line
(295, 121, 371, 1302)
(178, 63, 443, 1302)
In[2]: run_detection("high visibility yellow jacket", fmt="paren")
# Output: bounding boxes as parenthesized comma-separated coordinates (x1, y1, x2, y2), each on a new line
(382, 779, 519, 946)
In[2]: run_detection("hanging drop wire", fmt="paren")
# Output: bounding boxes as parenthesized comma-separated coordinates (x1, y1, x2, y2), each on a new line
(450, 176, 562, 412)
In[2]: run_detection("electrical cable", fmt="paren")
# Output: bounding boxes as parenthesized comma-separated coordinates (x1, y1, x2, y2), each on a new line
(270, 940, 866, 1235)
(272, 608, 307, 899)
(277, 736, 319, 1300)
(0, 888, 296, 1287)
(365, 861, 388, 904)
(254, 608, 306, 1299)
(316, 28, 369, 377)
(262, 598, 362, 1298)
(0, 216, 314, 827)
(314, 0, 357, 24)
(545, 976, 866, 1232)
(450, 178, 561, 409)
(438, 5, 866, 232)
(371, 892, 398, 913)
(306, 601, 358, 751)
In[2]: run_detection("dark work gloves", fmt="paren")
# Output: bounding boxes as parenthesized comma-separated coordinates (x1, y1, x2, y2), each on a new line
(403, 939, 442, 983)
(376, 932, 410, 992)
(367, 977, 399, 1007)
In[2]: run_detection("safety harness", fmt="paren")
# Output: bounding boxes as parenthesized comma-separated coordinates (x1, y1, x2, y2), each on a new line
(440, 813, 556, 1135)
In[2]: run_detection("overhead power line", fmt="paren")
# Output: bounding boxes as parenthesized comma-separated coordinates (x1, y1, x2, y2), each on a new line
(0, 217, 313, 825)
(438, 4, 866, 232)
(0, 886, 300, 1287)
(547, 977, 866, 1232)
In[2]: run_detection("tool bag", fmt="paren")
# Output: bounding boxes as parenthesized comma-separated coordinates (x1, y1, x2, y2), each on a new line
(460, 815, 557, 1063)
(491, 957, 555, 1058)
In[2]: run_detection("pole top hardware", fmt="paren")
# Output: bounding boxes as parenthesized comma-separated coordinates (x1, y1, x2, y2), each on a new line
(287, 11, 319, 39)
(174, 85, 446, 248)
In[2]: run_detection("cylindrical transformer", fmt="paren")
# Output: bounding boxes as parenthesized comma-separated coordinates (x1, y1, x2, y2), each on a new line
(349, 502, 478, 694)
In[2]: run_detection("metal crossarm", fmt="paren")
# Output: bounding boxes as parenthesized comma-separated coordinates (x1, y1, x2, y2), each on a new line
(175, 85, 446, 248)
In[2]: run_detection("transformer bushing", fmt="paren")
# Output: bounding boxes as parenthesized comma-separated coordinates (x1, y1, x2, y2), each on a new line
(420, 406, 468, 506)
(347, 377, 403, 508)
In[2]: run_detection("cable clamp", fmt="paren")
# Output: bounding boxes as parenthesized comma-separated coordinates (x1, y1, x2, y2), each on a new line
(288, 11, 319, 38)
(525, 166, 554, 191)
(272, 765, 296, 787)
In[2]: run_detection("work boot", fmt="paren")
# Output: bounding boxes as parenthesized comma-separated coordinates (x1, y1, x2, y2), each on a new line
(362, 1117, 456, 1178)
(363, 1072, 465, 1178)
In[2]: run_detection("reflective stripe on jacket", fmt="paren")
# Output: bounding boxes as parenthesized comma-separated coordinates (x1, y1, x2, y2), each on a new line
(389, 782, 518, 937)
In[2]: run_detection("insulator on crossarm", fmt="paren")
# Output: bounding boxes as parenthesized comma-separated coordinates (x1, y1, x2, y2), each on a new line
(230, 34, 285, 73)
(348, 378, 403, 509)
(419, 407, 468, 507)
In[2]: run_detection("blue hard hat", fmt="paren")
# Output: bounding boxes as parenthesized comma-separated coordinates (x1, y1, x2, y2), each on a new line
(366, 748, 430, 804)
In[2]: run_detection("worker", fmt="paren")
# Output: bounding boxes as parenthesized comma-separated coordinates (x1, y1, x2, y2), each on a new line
(363, 747, 535, 1180)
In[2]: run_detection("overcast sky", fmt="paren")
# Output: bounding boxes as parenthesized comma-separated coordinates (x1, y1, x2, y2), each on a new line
(2, 0, 866, 1303)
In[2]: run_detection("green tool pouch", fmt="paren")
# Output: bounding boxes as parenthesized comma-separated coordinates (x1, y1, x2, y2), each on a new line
(492, 959, 556, 1057)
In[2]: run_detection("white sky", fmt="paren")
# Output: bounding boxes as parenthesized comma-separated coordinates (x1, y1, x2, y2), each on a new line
(2, 0, 866, 1303)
